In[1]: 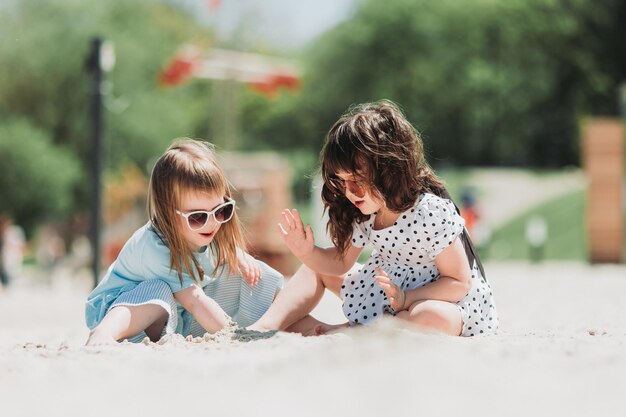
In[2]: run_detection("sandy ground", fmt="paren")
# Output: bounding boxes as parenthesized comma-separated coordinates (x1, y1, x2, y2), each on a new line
(1, 262, 625, 417)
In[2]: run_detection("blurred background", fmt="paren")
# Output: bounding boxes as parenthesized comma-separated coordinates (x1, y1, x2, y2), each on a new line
(0, 0, 625, 290)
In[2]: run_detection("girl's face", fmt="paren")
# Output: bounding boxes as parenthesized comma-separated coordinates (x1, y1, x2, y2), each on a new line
(335, 171, 385, 215)
(176, 190, 228, 251)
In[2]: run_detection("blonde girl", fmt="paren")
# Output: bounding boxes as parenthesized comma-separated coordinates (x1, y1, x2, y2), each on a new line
(85, 139, 283, 345)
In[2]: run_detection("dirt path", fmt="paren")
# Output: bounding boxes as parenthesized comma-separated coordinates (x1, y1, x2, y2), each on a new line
(469, 168, 585, 228)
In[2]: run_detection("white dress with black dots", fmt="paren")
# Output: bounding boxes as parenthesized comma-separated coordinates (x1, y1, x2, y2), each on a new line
(340, 193, 499, 337)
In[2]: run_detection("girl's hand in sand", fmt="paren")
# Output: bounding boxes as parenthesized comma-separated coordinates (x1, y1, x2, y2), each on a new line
(278, 209, 315, 260)
(374, 268, 406, 312)
(85, 329, 117, 346)
(236, 248, 261, 286)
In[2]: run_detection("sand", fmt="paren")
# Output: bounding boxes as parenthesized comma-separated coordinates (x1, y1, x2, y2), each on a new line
(1, 261, 625, 417)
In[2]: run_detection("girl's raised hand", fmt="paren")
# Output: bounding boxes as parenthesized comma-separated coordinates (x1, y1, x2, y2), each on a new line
(374, 268, 406, 312)
(236, 248, 261, 286)
(277, 208, 314, 260)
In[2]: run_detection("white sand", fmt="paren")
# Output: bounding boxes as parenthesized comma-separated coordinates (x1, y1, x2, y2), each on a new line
(1, 262, 625, 417)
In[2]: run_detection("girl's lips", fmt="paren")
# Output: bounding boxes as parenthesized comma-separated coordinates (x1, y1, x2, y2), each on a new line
(199, 231, 215, 239)
(354, 200, 364, 207)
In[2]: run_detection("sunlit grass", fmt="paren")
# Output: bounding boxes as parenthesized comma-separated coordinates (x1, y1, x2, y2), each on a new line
(484, 190, 586, 261)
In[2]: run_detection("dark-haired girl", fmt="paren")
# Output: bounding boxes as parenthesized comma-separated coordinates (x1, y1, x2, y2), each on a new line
(251, 101, 498, 337)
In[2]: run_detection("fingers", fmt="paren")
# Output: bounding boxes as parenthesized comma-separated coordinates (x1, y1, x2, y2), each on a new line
(373, 275, 392, 289)
(291, 209, 304, 231)
(278, 210, 296, 236)
(240, 264, 253, 286)
(237, 251, 261, 286)
(280, 209, 306, 230)
(375, 280, 392, 290)
(278, 209, 310, 239)
(251, 261, 261, 285)
(374, 268, 389, 278)
(286, 209, 306, 233)
(249, 259, 261, 286)
(373, 269, 397, 304)
(242, 265, 259, 286)
(373, 268, 405, 311)
(374, 276, 394, 299)
(282, 209, 294, 228)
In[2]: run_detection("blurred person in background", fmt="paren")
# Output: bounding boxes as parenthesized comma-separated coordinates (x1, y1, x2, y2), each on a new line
(35, 225, 66, 274)
(0, 215, 8, 287)
(0, 215, 26, 287)
(460, 187, 479, 237)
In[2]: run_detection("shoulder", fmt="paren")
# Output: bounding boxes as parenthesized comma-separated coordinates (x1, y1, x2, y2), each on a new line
(415, 193, 458, 219)
(115, 223, 170, 270)
(140, 223, 170, 256)
(351, 216, 374, 247)
(412, 193, 465, 258)
(111, 222, 160, 267)
(354, 216, 373, 232)
(412, 193, 464, 232)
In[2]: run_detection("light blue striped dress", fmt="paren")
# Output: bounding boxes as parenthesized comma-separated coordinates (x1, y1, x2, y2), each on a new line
(85, 222, 283, 339)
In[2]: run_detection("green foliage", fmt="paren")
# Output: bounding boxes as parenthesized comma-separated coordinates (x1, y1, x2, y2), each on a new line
(0, 0, 214, 221)
(241, 0, 626, 169)
(0, 119, 80, 234)
(1, 0, 623, 238)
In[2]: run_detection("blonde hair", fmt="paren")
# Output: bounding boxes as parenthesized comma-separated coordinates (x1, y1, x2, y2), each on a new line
(147, 138, 246, 283)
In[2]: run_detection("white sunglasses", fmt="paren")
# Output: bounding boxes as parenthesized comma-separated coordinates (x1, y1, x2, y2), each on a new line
(176, 197, 235, 231)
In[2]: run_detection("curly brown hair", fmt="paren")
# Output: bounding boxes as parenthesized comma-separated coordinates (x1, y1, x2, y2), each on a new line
(320, 100, 446, 256)
(320, 100, 485, 277)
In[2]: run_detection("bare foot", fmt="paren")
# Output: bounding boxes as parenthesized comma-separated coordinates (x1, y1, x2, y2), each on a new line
(304, 322, 350, 337)
(85, 330, 118, 346)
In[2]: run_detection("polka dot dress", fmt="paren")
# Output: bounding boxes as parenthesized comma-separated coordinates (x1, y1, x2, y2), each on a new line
(340, 193, 499, 336)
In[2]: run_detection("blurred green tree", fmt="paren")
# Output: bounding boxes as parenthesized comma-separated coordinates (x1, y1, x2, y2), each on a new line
(0, 0, 213, 221)
(0, 119, 80, 234)
(240, 0, 626, 168)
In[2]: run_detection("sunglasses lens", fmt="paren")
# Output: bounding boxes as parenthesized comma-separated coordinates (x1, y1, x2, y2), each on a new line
(188, 212, 208, 229)
(353, 183, 366, 198)
(345, 180, 366, 198)
(215, 203, 234, 223)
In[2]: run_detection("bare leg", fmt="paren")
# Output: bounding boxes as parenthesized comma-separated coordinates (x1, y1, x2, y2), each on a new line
(144, 312, 168, 342)
(85, 304, 169, 346)
(282, 314, 351, 336)
(395, 300, 463, 336)
(248, 264, 345, 332)
(284, 315, 328, 335)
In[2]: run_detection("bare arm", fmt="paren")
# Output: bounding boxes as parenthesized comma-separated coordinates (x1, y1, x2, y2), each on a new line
(278, 208, 363, 276)
(375, 238, 472, 310)
(406, 238, 472, 304)
(299, 244, 363, 276)
(174, 285, 230, 333)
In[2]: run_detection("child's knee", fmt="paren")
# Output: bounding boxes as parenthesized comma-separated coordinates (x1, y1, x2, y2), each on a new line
(409, 302, 461, 334)
(412, 309, 446, 329)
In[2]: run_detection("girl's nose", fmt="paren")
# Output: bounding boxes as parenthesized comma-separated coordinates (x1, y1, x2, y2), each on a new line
(200, 215, 218, 231)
